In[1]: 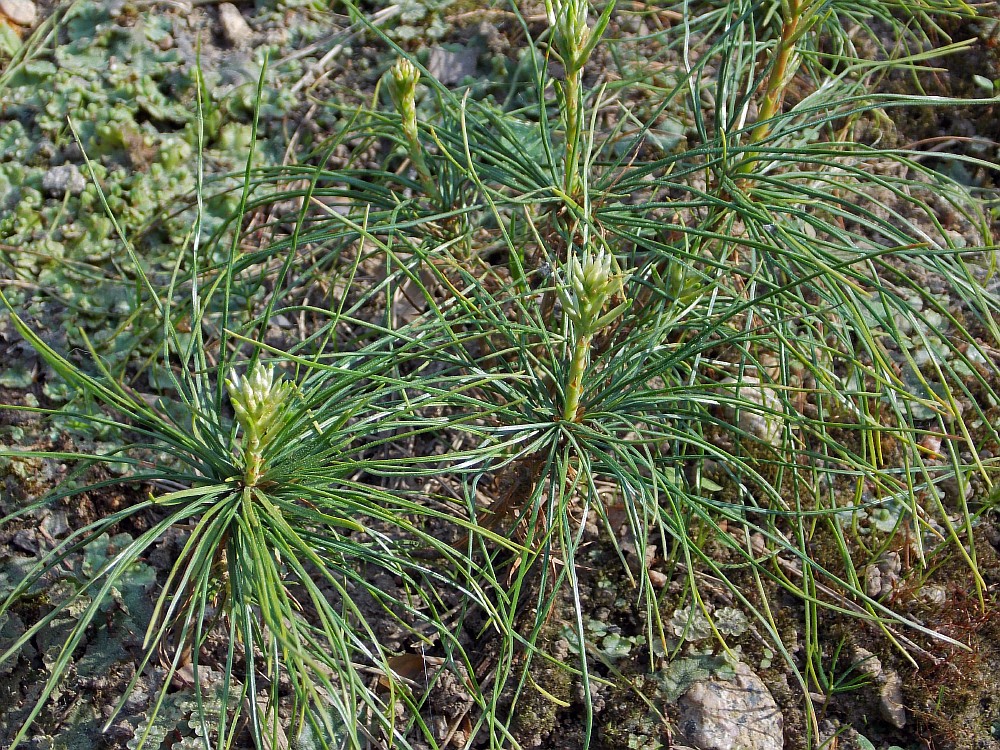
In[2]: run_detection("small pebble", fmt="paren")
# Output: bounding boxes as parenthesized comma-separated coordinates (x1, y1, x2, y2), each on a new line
(850, 645, 883, 681)
(879, 670, 907, 728)
(864, 563, 883, 598)
(919, 584, 947, 605)
(0, 0, 37, 26)
(42, 164, 86, 198)
(12, 529, 38, 554)
(218, 2, 252, 48)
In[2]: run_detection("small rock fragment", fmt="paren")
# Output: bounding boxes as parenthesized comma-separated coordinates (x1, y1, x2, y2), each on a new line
(879, 670, 906, 729)
(678, 661, 783, 750)
(39, 509, 69, 538)
(849, 645, 883, 681)
(104, 720, 137, 742)
(12, 529, 38, 554)
(122, 684, 150, 713)
(865, 551, 901, 598)
(939, 472, 974, 502)
(42, 164, 86, 198)
(427, 44, 479, 85)
(718, 376, 784, 447)
(919, 584, 947, 605)
(0, 0, 37, 26)
(647, 568, 668, 588)
(864, 564, 883, 598)
(218, 3, 252, 47)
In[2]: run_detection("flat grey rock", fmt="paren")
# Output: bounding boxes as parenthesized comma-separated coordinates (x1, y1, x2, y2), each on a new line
(427, 45, 478, 86)
(678, 662, 783, 750)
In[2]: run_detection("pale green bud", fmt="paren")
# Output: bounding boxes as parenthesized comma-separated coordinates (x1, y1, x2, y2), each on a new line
(546, 0, 612, 76)
(390, 57, 420, 95)
(557, 248, 630, 337)
(386, 57, 420, 134)
(226, 362, 294, 451)
(547, 0, 589, 57)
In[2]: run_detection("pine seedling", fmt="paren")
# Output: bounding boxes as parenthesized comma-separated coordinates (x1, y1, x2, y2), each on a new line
(557, 245, 630, 421)
(385, 57, 439, 202)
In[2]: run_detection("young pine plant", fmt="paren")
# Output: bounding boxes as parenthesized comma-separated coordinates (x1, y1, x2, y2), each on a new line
(0, 306, 516, 748)
(0, 114, 515, 748)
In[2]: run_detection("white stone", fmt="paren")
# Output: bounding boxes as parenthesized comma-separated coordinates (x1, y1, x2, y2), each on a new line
(864, 564, 883, 598)
(718, 376, 784, 447)
(678, 662, 783, 750)
(0, 0, 37, 26)
(919, 584, 947, 605)
(218, 3, 252, 47)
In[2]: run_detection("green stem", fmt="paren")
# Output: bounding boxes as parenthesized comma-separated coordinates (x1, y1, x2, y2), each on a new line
(738, 0, 806, 175)
(563, 69, 582, 197)
(244, 435, 264, 487)
(403, 122, 440, 205)
(563, 332, 591, 421)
